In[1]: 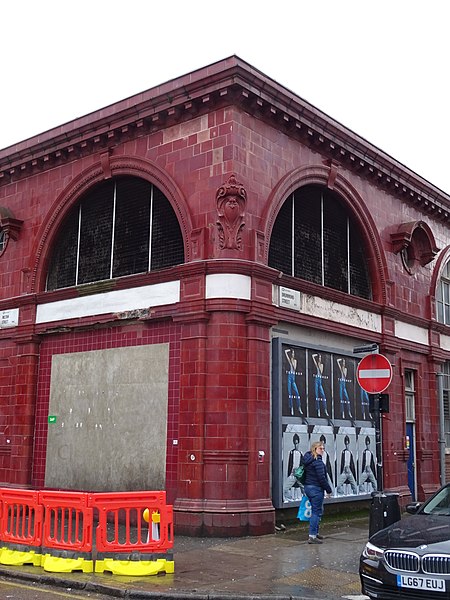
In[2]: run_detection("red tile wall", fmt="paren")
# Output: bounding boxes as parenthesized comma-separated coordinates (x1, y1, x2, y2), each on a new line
(0, 105, 445, 321)
(0, 89, 447, 515)
(176, 311, 272, 506)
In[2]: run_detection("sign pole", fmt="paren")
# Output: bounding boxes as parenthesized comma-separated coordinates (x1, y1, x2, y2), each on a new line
(370, 394, 383, 492)
(357, 354, 392, 495)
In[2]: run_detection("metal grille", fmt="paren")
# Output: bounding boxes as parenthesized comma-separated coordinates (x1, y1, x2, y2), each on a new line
(323, 192, 348, 292)
(46, 208, 79, 290)
(113, 177, 151, 278)
(78, 180, 114, 284)
(268, 184, 371, 299)
(151, 187, 184, 270)
(293, 188, 321, 284)
(384, 550, 419, 572)
(423, 554, 450, 575)
(268, 199, 292, 275)
(384, 550, 450, 575)
(349, 226, 371, 298)
(47, 176, 184, 291)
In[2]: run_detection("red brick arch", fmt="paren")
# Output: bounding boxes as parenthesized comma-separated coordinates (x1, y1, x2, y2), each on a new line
(30, 155, 193, 293)
(261, 164, 388, 304)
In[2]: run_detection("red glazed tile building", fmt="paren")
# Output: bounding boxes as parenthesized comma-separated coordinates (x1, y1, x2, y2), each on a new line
(1, 56, 450, 536)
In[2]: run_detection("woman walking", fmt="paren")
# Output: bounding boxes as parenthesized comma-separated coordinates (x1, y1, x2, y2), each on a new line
(303, 440, 332, 544)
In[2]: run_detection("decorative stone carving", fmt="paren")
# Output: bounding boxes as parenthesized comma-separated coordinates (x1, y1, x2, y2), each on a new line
(391, 220, 439, 274)
(216, 174, 246, 250)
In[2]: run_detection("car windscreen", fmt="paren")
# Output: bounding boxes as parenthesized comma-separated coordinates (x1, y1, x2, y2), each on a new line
(422, 486, 450, 516)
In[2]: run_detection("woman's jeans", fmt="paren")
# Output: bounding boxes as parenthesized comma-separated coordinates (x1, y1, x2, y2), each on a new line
(304, 484, 324, 536)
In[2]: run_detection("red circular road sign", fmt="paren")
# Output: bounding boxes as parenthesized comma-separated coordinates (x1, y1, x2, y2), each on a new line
(356, 353, 393, 394)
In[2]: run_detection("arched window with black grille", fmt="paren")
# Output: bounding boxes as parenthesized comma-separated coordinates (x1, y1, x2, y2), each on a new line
(46, 176, 184, 291)
(268, 184, 371, 299)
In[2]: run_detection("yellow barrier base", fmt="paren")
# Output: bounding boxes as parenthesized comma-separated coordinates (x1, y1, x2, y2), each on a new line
(0, 547, 42, 567)
(42, 553, 94, 573)
(95, 557, 174, 576)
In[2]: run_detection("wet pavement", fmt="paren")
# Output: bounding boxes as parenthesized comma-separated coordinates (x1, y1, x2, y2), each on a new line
(0, 514, 371, 599)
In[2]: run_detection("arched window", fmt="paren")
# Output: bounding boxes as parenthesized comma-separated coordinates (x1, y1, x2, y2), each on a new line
(268, 184, 371, 299)
(46, 176, 184, 290)
(437, 260, 450, 325)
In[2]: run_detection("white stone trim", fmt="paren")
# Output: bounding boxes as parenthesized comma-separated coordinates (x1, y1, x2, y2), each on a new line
(394, 320, 428, 346)
(440, 334, 450, 351)
(36, 281, 180, 324)
(272, 285, 381, 333)
(205, 274, 251, 300)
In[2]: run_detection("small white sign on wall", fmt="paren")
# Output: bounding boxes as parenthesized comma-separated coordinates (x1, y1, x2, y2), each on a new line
(0, 308, 19, 328)
(279, 287, 301, 311)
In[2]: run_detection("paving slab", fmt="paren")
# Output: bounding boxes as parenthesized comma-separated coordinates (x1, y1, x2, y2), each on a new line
(0, 516, 370, 600)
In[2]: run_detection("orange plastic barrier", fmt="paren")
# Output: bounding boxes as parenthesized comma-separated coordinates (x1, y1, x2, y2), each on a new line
(0, 488, 43, 548)
(0, 488, 173, 575)
(88, 490, 173, 554)
(39, 490, 93, 553)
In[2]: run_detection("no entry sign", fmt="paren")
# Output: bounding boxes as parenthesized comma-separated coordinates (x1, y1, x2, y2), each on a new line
(356, 353, 393, 394)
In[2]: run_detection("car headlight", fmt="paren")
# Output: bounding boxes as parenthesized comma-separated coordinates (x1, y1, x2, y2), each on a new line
(363, 541, 384, 560)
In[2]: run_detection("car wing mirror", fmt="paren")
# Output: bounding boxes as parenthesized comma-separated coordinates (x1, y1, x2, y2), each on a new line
(406, 502, 421, 514)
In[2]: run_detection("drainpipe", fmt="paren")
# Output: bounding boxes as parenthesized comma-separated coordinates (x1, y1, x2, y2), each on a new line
(437, 372, 446, 486)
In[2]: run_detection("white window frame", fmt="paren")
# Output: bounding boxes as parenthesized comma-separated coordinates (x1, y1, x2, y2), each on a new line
(405, 369, 415, 423)
(437, 261, 450, 325)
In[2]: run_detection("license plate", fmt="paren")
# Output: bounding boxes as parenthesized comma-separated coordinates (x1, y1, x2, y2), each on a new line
(397, 574, 446, 592)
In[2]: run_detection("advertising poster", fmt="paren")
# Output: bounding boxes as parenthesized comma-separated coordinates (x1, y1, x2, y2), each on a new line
(272, 338, 377, 508)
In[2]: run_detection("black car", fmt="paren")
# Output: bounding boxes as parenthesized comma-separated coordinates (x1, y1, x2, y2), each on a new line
(360, 484, 450, 599)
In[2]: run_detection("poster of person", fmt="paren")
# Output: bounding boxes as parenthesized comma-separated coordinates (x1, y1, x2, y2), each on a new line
(334, 355, 355, 421)
(311, 425, 335, 496)
(335, 427, 358, 496)
(282, 345, 307, 419)
(272, 338, 378, 507)
(282, 424, 309, 503)
(358, 427, 377, 493)
(358, 384, 372, 421)
(310, 351, 332, 419)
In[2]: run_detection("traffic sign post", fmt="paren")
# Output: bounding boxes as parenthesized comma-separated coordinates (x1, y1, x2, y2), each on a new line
(356, 353, 393, 394)
(357, 353, 393, 493)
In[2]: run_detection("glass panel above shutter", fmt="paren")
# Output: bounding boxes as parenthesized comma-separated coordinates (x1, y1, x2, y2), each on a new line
(78, 180, 114, 284)
(268, 184, 371, 300)
(268, 199, 292, 275)
(323, 192, 348, 293)
(47, 208, 79, 290)
(294, 186, 321, 284)
(150, 187, 184, 270)
(350, 226, 372, 299)
(113, 176, 151, 278)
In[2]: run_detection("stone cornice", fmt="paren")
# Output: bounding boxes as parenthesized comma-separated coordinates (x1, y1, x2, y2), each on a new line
(1, 56, 450, 219)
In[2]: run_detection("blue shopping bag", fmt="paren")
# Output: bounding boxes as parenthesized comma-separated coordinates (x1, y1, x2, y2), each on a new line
(297, 495, 312, 521)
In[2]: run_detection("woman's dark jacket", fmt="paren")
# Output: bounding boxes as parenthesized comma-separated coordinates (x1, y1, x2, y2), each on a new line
(302, 451, 332, 494)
